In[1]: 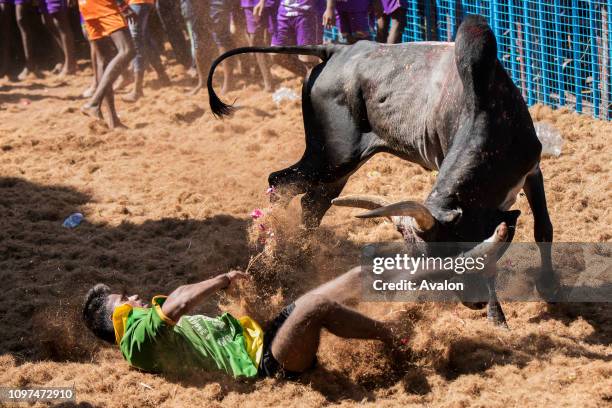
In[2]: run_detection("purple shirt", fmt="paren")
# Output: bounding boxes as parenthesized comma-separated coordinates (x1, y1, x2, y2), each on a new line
(278, 0, 318, 16)
(336, 0, 369, 13)
(380, 0, 407, 15)
(241, 0, 276, 7)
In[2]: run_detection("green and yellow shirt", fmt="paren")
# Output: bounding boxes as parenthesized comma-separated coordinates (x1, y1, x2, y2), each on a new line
(112, 296, 264, 378)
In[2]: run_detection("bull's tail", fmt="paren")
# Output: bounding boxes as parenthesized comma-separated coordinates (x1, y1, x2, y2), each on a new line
(207, 45, 341, 117)
(454, 15, 497, 107)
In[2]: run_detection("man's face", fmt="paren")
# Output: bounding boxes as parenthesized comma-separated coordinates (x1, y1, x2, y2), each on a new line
(107, 292, 149, 315)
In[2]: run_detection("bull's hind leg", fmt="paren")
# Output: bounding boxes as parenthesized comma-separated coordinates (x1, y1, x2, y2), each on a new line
(486, 275, 508, 328)
(268, 63, 372, 228)
(523, 166, 559, 300)
(267, 153, 359, 228)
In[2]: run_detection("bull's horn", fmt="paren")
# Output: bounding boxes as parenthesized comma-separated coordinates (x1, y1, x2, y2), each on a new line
(331, 195, 390, 210)
(356, 200, 436, 231)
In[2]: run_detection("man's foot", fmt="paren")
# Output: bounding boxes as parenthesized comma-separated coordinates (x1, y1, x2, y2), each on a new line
(80, 103, 103, 120)
(82, 85, 95, 99)
(59, 63, 77, 77)
(122, 90, 142, 103)
(486, 222, 508, 243)
(187, 83, 202, 95)
(113, 73, 133, 91)
(157, 74, 171, 87)
(263, 80, 274, 93)
(17, 67, 42, 81)
(105, 116, 127, 130)
(220, 81, 235, 95)
(51, 62, 63, 74)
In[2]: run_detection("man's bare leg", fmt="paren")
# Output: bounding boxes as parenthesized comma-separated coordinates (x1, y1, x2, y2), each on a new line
(309, 223, 510, 305)
(187, 22, 212, 95)
(217, 46, 235, 95)
(51, 9, 77, 76)
(268, 223, 510, 373)
(15, 3, 39, 80)
(274, 54, 307, 78)
(246, 32, 273, 92)
(0, 2, 12, 78)
(82, 28, 134, 119)
(387, 8, 406, 44)
(270, 293, 395, 372)
(42, 9, 76, 76)
(84, 38, 125, 128)
(82, 45, 98, 98)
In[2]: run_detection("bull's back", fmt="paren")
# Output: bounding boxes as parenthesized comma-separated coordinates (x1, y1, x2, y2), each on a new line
(329, 41, 463, 169)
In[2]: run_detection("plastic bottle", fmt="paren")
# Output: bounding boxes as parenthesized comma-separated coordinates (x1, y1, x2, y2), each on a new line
(534, 122, 563, 157)
(63, 213, 84, 228)
(272, 87, 300, 106)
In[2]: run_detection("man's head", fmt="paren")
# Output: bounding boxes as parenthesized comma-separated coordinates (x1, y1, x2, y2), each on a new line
(82, 284, 148, 344)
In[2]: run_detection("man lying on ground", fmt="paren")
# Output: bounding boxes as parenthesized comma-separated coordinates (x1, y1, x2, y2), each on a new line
(82, 223, 509, 380)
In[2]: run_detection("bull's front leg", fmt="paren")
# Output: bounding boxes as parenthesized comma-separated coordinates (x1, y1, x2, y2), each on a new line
(523, 166, 560, 301)
(486, 274, 508, 328)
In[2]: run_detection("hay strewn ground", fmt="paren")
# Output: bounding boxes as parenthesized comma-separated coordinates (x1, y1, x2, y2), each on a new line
(0, 62, 610, 407)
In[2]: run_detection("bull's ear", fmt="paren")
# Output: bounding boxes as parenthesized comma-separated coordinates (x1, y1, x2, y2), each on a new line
(356, 200, 436, 231)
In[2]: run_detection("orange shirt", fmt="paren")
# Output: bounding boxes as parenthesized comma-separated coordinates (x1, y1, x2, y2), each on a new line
(79, 0, 122, 20)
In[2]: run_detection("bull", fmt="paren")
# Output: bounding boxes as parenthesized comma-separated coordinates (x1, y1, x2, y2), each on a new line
(207, 16, 558, 326)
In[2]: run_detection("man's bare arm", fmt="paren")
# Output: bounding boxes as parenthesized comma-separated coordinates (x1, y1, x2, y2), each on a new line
(161, 271, 247, 322)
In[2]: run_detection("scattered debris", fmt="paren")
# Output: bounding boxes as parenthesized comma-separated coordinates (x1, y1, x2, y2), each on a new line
(272, 87, 300, 106)
(62, 212, 84, 228)
(534, 121, 563, 157)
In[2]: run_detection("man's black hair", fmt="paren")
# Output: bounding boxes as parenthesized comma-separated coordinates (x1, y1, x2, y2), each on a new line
(82, 283, 115, 344)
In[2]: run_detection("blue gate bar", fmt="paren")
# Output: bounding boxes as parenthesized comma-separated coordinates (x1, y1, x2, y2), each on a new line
(588, 1, 600, 118)
(571, 0, 583, 113)
(509, 1, 519, 85)
(522, 1, 535, 105)
(608, 1, 612, 119)
(537, 0, 550, 105)
(553, 0, 566, 106)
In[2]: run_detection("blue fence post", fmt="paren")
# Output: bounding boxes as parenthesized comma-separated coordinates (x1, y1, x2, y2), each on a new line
(537, 0, 550, 105)
(436, 0, 443, 40)
(553, 1, 566, 106)
(522, 0, 535, 104)
(409, 0, 422, 41)
(588, 1, 601, 118)
(449, 0, 457, 39)
(608, 1, 612, 119)
(508, 1, 519, 85)
(571, 0, 583, 113)
(490, 0, 498, 37)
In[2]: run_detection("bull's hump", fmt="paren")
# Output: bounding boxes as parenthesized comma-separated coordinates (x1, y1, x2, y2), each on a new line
(357, 44, 457, 167)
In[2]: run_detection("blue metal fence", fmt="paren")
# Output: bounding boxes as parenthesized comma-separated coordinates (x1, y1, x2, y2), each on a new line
(325, 1, 612, 120)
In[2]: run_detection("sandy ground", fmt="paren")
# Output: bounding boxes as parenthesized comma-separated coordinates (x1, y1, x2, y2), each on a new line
(0, 60, 610, 408)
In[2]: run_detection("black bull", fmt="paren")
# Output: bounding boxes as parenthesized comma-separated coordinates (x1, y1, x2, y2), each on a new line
(207, 16, 559, 326)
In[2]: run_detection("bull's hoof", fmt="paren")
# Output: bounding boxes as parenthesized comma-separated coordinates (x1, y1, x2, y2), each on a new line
(487, 301, 509, 329)
(461, 301, 487, 310)
(535, 274, 562, 303)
